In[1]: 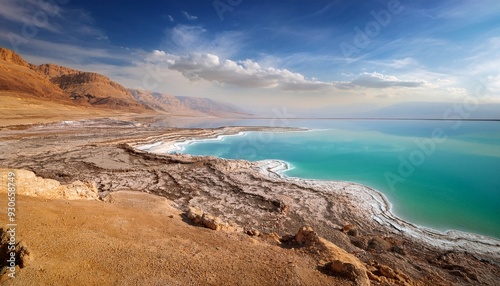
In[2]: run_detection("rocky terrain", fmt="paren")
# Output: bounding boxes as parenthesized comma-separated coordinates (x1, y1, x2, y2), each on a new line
(0, 173, 339, 286)
(0, 49, 67, 102)
(38, 65, 147, 111)
(0, 119, 498, 285)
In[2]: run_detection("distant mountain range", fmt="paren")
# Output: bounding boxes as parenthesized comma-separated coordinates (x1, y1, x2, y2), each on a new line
(0, 47, 248, 117)
(1, 47, 497, 121)
(129, 89, 247, 117)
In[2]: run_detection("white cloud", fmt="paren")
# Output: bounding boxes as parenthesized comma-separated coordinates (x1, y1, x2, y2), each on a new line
(0, 0, 108, 41)
(169, 25, 207, 51)
(387, 57, 418, 69)
(182, 11, 198, 21)
(149, 51, 333, 91)
(336, 72, 426, 89)
(0, 0, 63, 33)
(163, 25, 245, 59)
(0, 32, 132, 66)
(480, 75, 500, 99)
(148, 51, 432, 93)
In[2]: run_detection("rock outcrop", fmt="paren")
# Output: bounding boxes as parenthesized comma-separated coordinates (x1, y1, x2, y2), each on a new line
(34, 63, 80, 78)
(291, 226, 371, 285)
(186, 207, 243, 232)
(0, 169, 99, 200)
(0, 48, 29, 67)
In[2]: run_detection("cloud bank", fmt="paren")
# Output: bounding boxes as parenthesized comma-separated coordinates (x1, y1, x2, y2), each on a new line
(336, 72, 426, 89)
(150, 51, 333, 91)
(149, 51, 426, 93)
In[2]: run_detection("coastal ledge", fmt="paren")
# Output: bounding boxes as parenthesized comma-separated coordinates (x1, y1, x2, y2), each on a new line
(1, 119, 499, 285)
(131, 127, 500, 261)
(256, 159, 500, 259)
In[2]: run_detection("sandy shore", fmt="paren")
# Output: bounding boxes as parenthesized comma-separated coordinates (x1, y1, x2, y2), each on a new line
(1, 118, 499, 285)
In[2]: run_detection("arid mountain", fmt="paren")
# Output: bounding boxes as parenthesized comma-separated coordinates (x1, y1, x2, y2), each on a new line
(0, 47, 248, 119)
(129, 89, 204, 116)
(35, 63, 149, 111)
(35, 63, 81, 78)
(0, 48, 30, 67)
(130, 89, 249, 116)
(176, 96, 247, 116)
(0, 48, 148, 112)
(0, 48, 68, 102)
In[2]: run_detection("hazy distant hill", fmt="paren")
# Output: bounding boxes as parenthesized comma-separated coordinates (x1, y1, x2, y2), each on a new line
(175, 96, 247, 116)
(130, 89, 249, 116)
(129, 89, 204, 116)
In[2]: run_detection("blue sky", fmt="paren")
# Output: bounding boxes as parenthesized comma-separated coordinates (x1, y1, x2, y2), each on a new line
(1, 0, 499, 111)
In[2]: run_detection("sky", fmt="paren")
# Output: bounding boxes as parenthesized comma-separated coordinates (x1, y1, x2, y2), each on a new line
(1, 0, 499, 113)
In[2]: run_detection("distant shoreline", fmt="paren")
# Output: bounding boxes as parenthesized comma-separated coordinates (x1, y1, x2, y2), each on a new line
(235, 117, 500, 122)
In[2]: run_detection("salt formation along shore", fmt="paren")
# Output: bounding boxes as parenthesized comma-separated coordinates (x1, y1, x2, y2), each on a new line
(136, 128, 500, 259)
(1, 119, 499, 285)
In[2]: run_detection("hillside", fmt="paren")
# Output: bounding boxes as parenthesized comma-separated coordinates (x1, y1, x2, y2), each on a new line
(0, 49, 68, 102)
(0, 48, 30, 67)
(35, 63, 80, 78)
(130, 89, 248, 116)
(0, 48, 249, 125)
(0, 48, 149, 112)
(35, 63, 148, 111)
(176, 96, 247, 116)
(129, 89, 204, 116)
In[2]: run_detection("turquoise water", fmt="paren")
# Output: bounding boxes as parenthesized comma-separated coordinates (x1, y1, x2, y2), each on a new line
(179, 120, 500, 239)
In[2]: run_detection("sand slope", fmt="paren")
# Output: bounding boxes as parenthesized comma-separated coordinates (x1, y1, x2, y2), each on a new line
(0, 190, 342, 286)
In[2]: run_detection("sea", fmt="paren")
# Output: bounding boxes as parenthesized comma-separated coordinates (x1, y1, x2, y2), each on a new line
(154, 118, 500, 239)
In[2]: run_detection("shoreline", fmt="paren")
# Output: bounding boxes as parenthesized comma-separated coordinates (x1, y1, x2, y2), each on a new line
(137, 131, 250, 154)
(256, 159, 500, 257)
(135, 129, 500, 260)
(2, 118, 499, 284)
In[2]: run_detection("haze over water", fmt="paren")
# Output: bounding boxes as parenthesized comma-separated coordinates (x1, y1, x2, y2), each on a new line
(178, 119, 500, 239)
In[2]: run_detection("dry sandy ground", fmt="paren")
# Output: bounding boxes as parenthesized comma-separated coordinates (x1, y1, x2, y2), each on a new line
(0, 92, 148, 127)
(0, 191, 342, 286)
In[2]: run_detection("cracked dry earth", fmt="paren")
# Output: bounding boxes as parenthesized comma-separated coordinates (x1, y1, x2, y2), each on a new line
(0, 119, 499, 285)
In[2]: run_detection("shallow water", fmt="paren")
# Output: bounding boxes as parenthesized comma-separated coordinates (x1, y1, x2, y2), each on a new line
(177, 119, 500, 239)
